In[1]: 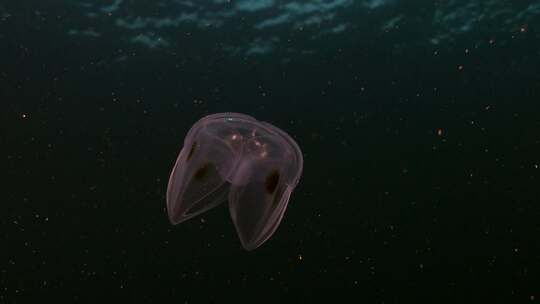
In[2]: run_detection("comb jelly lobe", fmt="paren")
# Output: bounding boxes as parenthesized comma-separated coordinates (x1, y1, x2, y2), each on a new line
(166, 112, 303, 250)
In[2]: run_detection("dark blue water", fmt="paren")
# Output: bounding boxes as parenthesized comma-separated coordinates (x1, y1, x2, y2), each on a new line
(2, 0, 540, 302)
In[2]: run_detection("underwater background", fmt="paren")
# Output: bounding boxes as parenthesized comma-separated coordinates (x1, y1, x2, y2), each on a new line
(2, 0, 540, 302)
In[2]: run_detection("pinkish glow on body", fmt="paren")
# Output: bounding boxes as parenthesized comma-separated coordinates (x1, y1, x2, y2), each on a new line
(166, 112, 303, 250)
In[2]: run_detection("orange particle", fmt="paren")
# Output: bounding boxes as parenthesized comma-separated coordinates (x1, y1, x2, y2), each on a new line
(437, 129, 443, 136)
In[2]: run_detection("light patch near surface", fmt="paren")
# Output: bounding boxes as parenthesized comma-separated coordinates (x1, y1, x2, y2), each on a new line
(256, 13, 291, 29)
(362, 0, 390, 9)
(101, 0, 124, 13)
(69, 0, 540, 55)
(236, 0, 275, 12)
(131, 34, 169, 48)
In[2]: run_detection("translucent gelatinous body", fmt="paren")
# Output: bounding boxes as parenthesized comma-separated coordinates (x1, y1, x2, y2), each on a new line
(166, 113, 303, 250)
